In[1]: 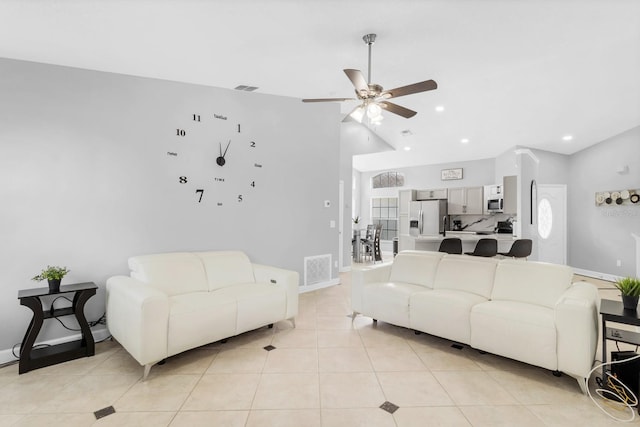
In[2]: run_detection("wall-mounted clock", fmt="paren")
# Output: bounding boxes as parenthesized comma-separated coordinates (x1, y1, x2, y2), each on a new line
(168, 112, 262, 206)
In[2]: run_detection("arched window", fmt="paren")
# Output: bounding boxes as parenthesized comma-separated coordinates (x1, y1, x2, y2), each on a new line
(372, 171, 405, 189)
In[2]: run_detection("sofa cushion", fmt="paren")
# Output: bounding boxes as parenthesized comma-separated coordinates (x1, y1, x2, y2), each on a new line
(196, 251, 256, 291)
(213, 283, 287, 333)
(433, 255, 498, 299)
(492, 259, 573, 308)
(389, 251, 445, 289)
(470, 300, 557, 371)
(362, 282, 428, 328)
(410, 289, 487, 345)
(129, 252, 208, 296)
(168, 291, 238, 356)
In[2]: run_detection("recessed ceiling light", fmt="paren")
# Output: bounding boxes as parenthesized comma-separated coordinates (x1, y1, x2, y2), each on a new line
(435, 105, 445, 112)
(461, 138, 469, 144)
(403, 146, 411, 151)
(562, 135, 573, 141)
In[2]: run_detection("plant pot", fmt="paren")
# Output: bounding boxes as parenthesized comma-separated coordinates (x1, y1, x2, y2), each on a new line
(622, 295, 639, 311)
(47, 279, 61, 293)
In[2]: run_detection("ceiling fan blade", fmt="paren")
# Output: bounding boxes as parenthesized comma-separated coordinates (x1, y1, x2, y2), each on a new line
(302, 98, 355, 103)
(379, 101, 417, 118)
(382, 79, 437, 99)
(344, 69, 369, 94)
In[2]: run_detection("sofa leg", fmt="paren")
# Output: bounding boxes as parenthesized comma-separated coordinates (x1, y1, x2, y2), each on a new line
(142, 364, 153, 381)
(268, 323, 274, 329)
(414, 330, 422, 335)
(552, 370, 562, 377)
(372, 319, 377, 323)
(577, 377, 588, 395)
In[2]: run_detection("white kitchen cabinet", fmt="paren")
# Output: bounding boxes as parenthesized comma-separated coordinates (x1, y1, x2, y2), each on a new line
(398, 189, 416, 252)
(448, 187, 484, 215)
(416, 188, 448, 200)
(398, 190, 416, 215)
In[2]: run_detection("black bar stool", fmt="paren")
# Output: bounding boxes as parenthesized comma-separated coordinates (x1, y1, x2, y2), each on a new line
(498, 239, 532, 259)
(438, 238, 463, 254)
(465, 238, 497, 257)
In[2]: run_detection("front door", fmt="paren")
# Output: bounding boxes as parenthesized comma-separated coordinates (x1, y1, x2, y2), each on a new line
(536, 184, 567, 264)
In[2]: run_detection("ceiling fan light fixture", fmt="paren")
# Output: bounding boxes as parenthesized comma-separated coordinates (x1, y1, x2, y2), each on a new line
(349, 106, 365, 123)
(367, 102, 382, 118)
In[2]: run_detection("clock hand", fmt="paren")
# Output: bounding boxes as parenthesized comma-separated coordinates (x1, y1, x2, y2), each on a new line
(222, 140, 231, 158)
(219, 142, 223, 157)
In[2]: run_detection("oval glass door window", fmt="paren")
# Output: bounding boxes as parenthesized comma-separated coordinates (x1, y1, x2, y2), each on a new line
(537, 198, 553, 239)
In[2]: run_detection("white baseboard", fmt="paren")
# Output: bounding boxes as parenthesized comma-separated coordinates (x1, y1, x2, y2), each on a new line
(0, 326, 110, 366)
(299, 278, 341, 293)
(572, 267, 621, 284)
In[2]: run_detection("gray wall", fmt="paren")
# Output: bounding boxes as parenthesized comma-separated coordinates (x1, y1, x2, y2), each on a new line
(0, 58, 340, 354)
(568, 126, 640, 277)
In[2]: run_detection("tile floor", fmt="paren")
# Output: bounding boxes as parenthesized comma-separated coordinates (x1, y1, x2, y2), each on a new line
(0, 261, 635, 426)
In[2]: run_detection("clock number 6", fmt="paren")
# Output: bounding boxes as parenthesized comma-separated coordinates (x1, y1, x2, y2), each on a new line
(196, 189, 204, 203)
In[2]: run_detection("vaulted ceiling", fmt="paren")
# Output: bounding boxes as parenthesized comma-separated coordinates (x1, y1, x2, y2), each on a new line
(1, 0, 638, 171)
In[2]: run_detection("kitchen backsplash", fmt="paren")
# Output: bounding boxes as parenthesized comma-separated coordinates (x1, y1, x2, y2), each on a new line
(451, 213, 514, 232)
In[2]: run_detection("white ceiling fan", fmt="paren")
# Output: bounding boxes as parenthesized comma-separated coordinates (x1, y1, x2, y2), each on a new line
(302, 33, 438, 123)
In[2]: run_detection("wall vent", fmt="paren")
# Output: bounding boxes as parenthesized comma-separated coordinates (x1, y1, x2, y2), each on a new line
(234, 85, 259, 92)
(304, 254, 332, 287)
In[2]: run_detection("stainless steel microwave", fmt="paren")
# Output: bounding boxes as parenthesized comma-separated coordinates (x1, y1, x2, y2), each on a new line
(487, 197, 503, 212)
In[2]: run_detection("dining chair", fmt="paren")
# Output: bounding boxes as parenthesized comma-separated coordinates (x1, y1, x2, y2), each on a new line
(363, 224, 383, 263)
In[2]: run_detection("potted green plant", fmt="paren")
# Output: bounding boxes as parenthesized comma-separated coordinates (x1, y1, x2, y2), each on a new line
(32, 265, 70, 293)
(614, 276, 640, 310)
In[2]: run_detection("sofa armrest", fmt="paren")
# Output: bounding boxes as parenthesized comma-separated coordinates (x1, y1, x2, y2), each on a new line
(555, 281, 600, 379)
(351, 264, 393, 313)
(252, 264, 299, 320)
(106, 276, 170, 366)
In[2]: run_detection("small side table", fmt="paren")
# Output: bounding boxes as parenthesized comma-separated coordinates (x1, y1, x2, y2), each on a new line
(600, 299, 640, 377)
(18, 282, 97, 374)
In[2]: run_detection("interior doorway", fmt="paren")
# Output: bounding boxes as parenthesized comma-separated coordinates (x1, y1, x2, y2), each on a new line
(536, 184, 567, 265)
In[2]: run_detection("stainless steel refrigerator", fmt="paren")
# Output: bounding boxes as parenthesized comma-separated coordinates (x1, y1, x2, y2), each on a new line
(409, 199, 448, 236)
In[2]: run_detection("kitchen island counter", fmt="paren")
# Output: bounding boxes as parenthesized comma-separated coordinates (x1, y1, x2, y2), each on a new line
(411, 232, 516, 253)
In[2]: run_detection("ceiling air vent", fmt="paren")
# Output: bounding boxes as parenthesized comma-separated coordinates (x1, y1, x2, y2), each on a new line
(234, 85, 259, 92)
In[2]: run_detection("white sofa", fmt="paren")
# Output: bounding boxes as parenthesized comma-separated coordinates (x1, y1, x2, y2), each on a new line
(352, 250, 599, 392)
(106, 251, 299, 378)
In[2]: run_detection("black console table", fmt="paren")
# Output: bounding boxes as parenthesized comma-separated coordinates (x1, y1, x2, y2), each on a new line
(600, 299, 640, 376)
(17, 282, 97, 374)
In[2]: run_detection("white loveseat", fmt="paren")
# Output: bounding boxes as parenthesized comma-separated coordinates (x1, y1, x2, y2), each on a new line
(352, 250, 599, 392)
(106, 251, 299, 378)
